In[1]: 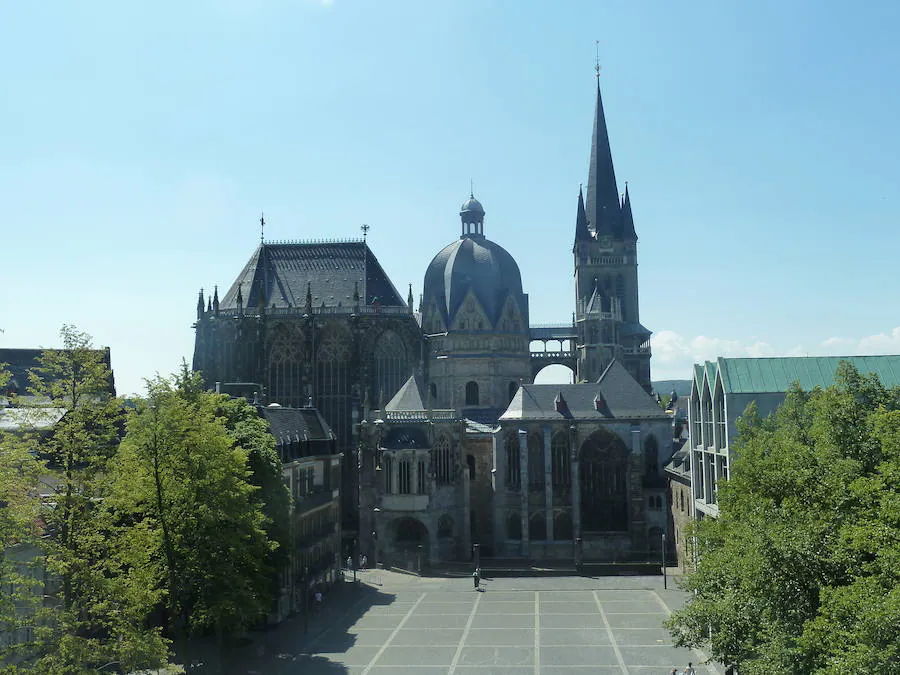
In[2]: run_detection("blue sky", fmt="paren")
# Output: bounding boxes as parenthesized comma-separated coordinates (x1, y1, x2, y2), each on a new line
(3, 1, 899, 397)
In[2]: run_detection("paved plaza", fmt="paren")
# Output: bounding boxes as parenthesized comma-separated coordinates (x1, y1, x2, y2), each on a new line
(282, 572, 719, 675)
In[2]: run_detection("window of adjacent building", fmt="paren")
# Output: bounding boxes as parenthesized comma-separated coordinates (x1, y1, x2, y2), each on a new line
(434, 435, 452, 485)
(714, 384, 726, 450)
(505, 434, 521, 489)
(551, 432, 570, 488)
(466, 454, 476, 481)
(398, 459, 411, 494)
(465, 381, 479, 406)
(383, 454, 393, 493)
(528, 434, 544, 490)
(417, 458, 427, 494)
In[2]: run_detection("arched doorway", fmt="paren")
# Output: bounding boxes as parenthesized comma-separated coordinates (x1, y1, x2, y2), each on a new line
(580, 429, 630, 532)
(392, 517, 429, 569)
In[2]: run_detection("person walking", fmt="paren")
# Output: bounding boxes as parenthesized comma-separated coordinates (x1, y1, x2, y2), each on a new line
(683, 662, 696, 675)
(472, 568, 480, 590)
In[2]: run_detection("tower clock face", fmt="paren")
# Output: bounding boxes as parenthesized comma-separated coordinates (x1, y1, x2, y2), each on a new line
(598, 235, 613, 249)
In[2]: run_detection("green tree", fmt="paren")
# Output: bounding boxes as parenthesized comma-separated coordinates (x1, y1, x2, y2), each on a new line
(2, 326, 169, 673)
(112, 374, 275, 668)
(0, 363, 46, 670)
(667, 363, 900, 674)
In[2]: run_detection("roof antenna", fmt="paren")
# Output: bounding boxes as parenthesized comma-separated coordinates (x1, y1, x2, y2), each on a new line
(595, 40, 601, 84)
(361, 223, 370, 242)
(259, 212, 265, 244)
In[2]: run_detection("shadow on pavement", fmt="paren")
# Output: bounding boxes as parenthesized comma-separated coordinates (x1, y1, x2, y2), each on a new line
(177, 580, 396, 674)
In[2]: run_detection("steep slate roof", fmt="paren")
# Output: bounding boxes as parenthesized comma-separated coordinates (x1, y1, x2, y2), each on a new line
(258, 404, 335, 444)
(715, 355, 900, 394)
(0, 348, 115, 400)
(220, 241, 407, 310)
(500, 360, 667, 422)
(385, 374, 427, 412)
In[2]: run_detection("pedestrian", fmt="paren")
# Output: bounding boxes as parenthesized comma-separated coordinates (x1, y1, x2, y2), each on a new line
(683, 662, 696, 675)
(670, 669, 680, 675)
(314, 590, 323, 608)
(361, 554, 368, 570)
(472, 568, 480, 590)
(346, 555, 352, 570)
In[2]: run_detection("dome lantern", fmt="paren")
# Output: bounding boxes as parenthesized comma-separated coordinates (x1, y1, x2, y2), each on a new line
(460, 193, 485, 238)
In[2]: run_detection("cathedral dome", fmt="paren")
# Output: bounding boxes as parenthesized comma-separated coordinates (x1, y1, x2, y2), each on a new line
(423, 233, 524, 324)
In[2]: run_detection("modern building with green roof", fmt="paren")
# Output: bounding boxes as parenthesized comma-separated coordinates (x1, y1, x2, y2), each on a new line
(688, 355, 900, 519)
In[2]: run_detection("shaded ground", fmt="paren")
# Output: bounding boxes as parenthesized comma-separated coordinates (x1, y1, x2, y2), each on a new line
(177, 571, 721, 675)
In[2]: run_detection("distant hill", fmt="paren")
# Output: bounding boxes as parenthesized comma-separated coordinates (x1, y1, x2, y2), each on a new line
(652, 379, 692, 398)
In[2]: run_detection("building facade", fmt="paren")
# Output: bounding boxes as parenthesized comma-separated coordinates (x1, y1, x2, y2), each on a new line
(259, 402, 342, 622)
(194, 76, 656, 564)
(687, 355, 900, 520)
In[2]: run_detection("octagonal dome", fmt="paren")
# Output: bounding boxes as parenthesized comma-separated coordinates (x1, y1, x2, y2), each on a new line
(423, 234, 525, 324)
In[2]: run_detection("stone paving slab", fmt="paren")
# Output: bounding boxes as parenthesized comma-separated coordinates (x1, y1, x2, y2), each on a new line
(255, 573, 722, 675)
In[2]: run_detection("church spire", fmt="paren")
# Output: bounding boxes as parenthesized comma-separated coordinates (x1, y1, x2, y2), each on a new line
(621, 182, 637, 240)
(574, 185, 591, 246)
(197, 288, 205, 320)
(585, 79, 621, 238)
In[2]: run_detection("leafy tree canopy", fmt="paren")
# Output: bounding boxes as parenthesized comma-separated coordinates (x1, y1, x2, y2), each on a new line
(667, 362, 900, 674)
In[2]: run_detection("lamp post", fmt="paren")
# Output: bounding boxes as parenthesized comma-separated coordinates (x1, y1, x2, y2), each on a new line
(662, 533, 668, 590)
(574, 537, 583, 571)
(473, 542, 480, 569)
(372, 507, 380, 569)
(417, 544, 422, 574)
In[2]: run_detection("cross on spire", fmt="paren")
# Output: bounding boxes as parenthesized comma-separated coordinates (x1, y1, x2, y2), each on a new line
(360, 223, 370, 241)
(259, 212, 265, 243)
(595, 40, 601, 83)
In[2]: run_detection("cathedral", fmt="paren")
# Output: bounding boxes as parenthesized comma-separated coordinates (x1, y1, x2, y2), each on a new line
(192, 78, 665, 566)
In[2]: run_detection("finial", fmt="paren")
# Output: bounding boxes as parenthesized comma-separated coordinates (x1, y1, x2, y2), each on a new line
(360, 223, 370, 241)
(595, 40, 601, 83)
(470, 178, 474, 199)
(260, 212, 265, 243)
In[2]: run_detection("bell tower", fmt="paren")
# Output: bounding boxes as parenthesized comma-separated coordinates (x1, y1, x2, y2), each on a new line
(573, 78, 651, 391)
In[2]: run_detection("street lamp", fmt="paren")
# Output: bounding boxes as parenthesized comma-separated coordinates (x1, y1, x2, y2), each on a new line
(372, 507, 380, 569)
(662, 532, 668, 590)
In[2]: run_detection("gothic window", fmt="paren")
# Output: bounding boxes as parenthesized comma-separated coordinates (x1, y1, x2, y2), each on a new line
(316, 328, 351, 456)
(529, 513, 546, 541)
(527, 433, 544, 491)
(579, 429, 630, 532)
(615, 274, 624, 296)
(551, 432, 570, 488)
(417, 458, 427, 494)
(465, 381, 479, 406)
(466, 454, 476, 481)
(267, 324, 304, 408)
(554, 512, 573, 541)
(437, 515, 453, 538)
(507, 512, 521, 540)
(644, 436, 659, 478)
(505, 434, 520, 489)
(508, 381, 518, 402)
(429, 382, 437, 402)
(434, 436, 452, 485)
(373, 330, 409, 406)
(383, 454, 393, 493)
(398, 458, 411, 494)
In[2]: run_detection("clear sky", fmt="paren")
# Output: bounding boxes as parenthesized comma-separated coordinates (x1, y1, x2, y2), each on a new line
(3, 1, 899, 397)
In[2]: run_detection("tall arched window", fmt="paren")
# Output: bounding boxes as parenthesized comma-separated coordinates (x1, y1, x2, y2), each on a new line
(434, 435, 452, 485)
(528, 433, 544, 490)
(267, 325, 304, 408)
(373, 330, 409, 405)
(429, 382, 437, 402)
(580, 429, 630, 532)
(466, 454, 476, 481)
(551, 432, 570, 488)
(316, 327, 351, 452)
(465, 381, 479, 406)
(508, 381, 518, 402)
(383, 454, 393, 493)
(505, 433, 520, 489)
